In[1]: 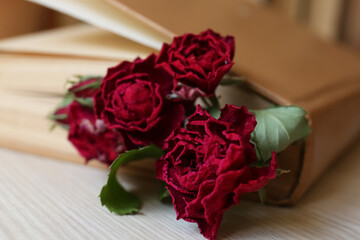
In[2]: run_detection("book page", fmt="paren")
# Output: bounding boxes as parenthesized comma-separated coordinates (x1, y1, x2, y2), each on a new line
(0, 24, 154, 61)
(0, 53, 118, 94)
(28, 0, 173, 50)
(0, 53, 115, 168)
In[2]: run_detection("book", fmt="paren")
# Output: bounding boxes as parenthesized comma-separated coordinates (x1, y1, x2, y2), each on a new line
(2, 0, 360, 204)
(342, 0, 360, 51)
(0, 24, 153, 61)
(308, 0, 344, 41)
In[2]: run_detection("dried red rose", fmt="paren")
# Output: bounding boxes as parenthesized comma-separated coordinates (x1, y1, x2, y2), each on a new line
(68, 102, 125, 165)
(156, 105, 277, 240)
(51, 77, 102, 126)
(96, 54, 185, 147)
(156, 29, 234, 97)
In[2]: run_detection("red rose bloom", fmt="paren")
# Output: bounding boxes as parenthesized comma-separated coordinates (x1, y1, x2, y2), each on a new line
(156, 105, 277, 240)
(68, 102, 125, 165)
(96, 54, 185, 147)
(156, 29, 234, 97)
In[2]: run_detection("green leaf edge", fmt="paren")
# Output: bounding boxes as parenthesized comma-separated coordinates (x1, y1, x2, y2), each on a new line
(258, 188, 267, 204)
(251, 106, 312, 162)
(100, 144, 164, 215)
(71, 77, 102, 92)
(219, 75, 246, 86)
(159, 181, 171, 201)
(74, 97, 94, 108)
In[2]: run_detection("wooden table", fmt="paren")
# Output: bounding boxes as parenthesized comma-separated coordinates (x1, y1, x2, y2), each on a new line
(1, 142, 359, 240)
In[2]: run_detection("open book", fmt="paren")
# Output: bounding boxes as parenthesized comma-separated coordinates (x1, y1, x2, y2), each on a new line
(28, 0, 174, 50)
(1, 0, 359, 204)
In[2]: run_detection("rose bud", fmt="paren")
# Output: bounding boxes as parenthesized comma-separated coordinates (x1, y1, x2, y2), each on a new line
(156, 29, 235, 97)
(51, 105, 70, 126)
(69, 76, 102, 98)
(68, 102, 125, 165)
(156, 105, 277, 240)
(51, 76, 102, 127)
(96, 54, 185, 148)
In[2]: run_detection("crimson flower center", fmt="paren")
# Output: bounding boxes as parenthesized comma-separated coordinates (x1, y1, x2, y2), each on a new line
(119, 82, 154, 121)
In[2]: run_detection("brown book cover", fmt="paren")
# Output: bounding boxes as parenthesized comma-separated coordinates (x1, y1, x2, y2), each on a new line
(342, 0, 360, 51)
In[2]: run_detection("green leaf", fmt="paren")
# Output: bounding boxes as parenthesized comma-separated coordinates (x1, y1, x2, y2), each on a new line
(159, 181, 170, 201)
(57, 93, 74, 108)
(258, 188, 267, 204)
(200, 96, 212, 108)
(253, 143, 263, 162)
(208, 107, 221, 119)
(251, 106, 312, 162)
(74, 97, 94, 108)
(203, 95, 221, 119)
(249, 160, 269, 168)
(49, 122, 69, 131)
(48, 93, 73, 129)
(49, 123, 57, 131)
(48, 113, 68, 121)
(100, 144, 164, 215)
(220, 75, 246, 86)
(72, 77, 102, 92)
(209, 95, 220, 109)
(75, 75, 103, 82)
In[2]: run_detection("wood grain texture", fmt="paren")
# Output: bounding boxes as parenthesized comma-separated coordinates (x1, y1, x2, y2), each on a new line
(1, 142, 360, 240)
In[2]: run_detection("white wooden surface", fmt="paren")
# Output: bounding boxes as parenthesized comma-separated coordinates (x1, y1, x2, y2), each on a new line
(1, 142, 360, 240)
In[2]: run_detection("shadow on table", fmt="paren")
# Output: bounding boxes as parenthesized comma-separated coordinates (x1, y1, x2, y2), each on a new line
(218, 141, 360, 239)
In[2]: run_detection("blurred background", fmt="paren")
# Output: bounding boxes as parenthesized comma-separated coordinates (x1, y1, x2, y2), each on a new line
(1, 0, 360, 52)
